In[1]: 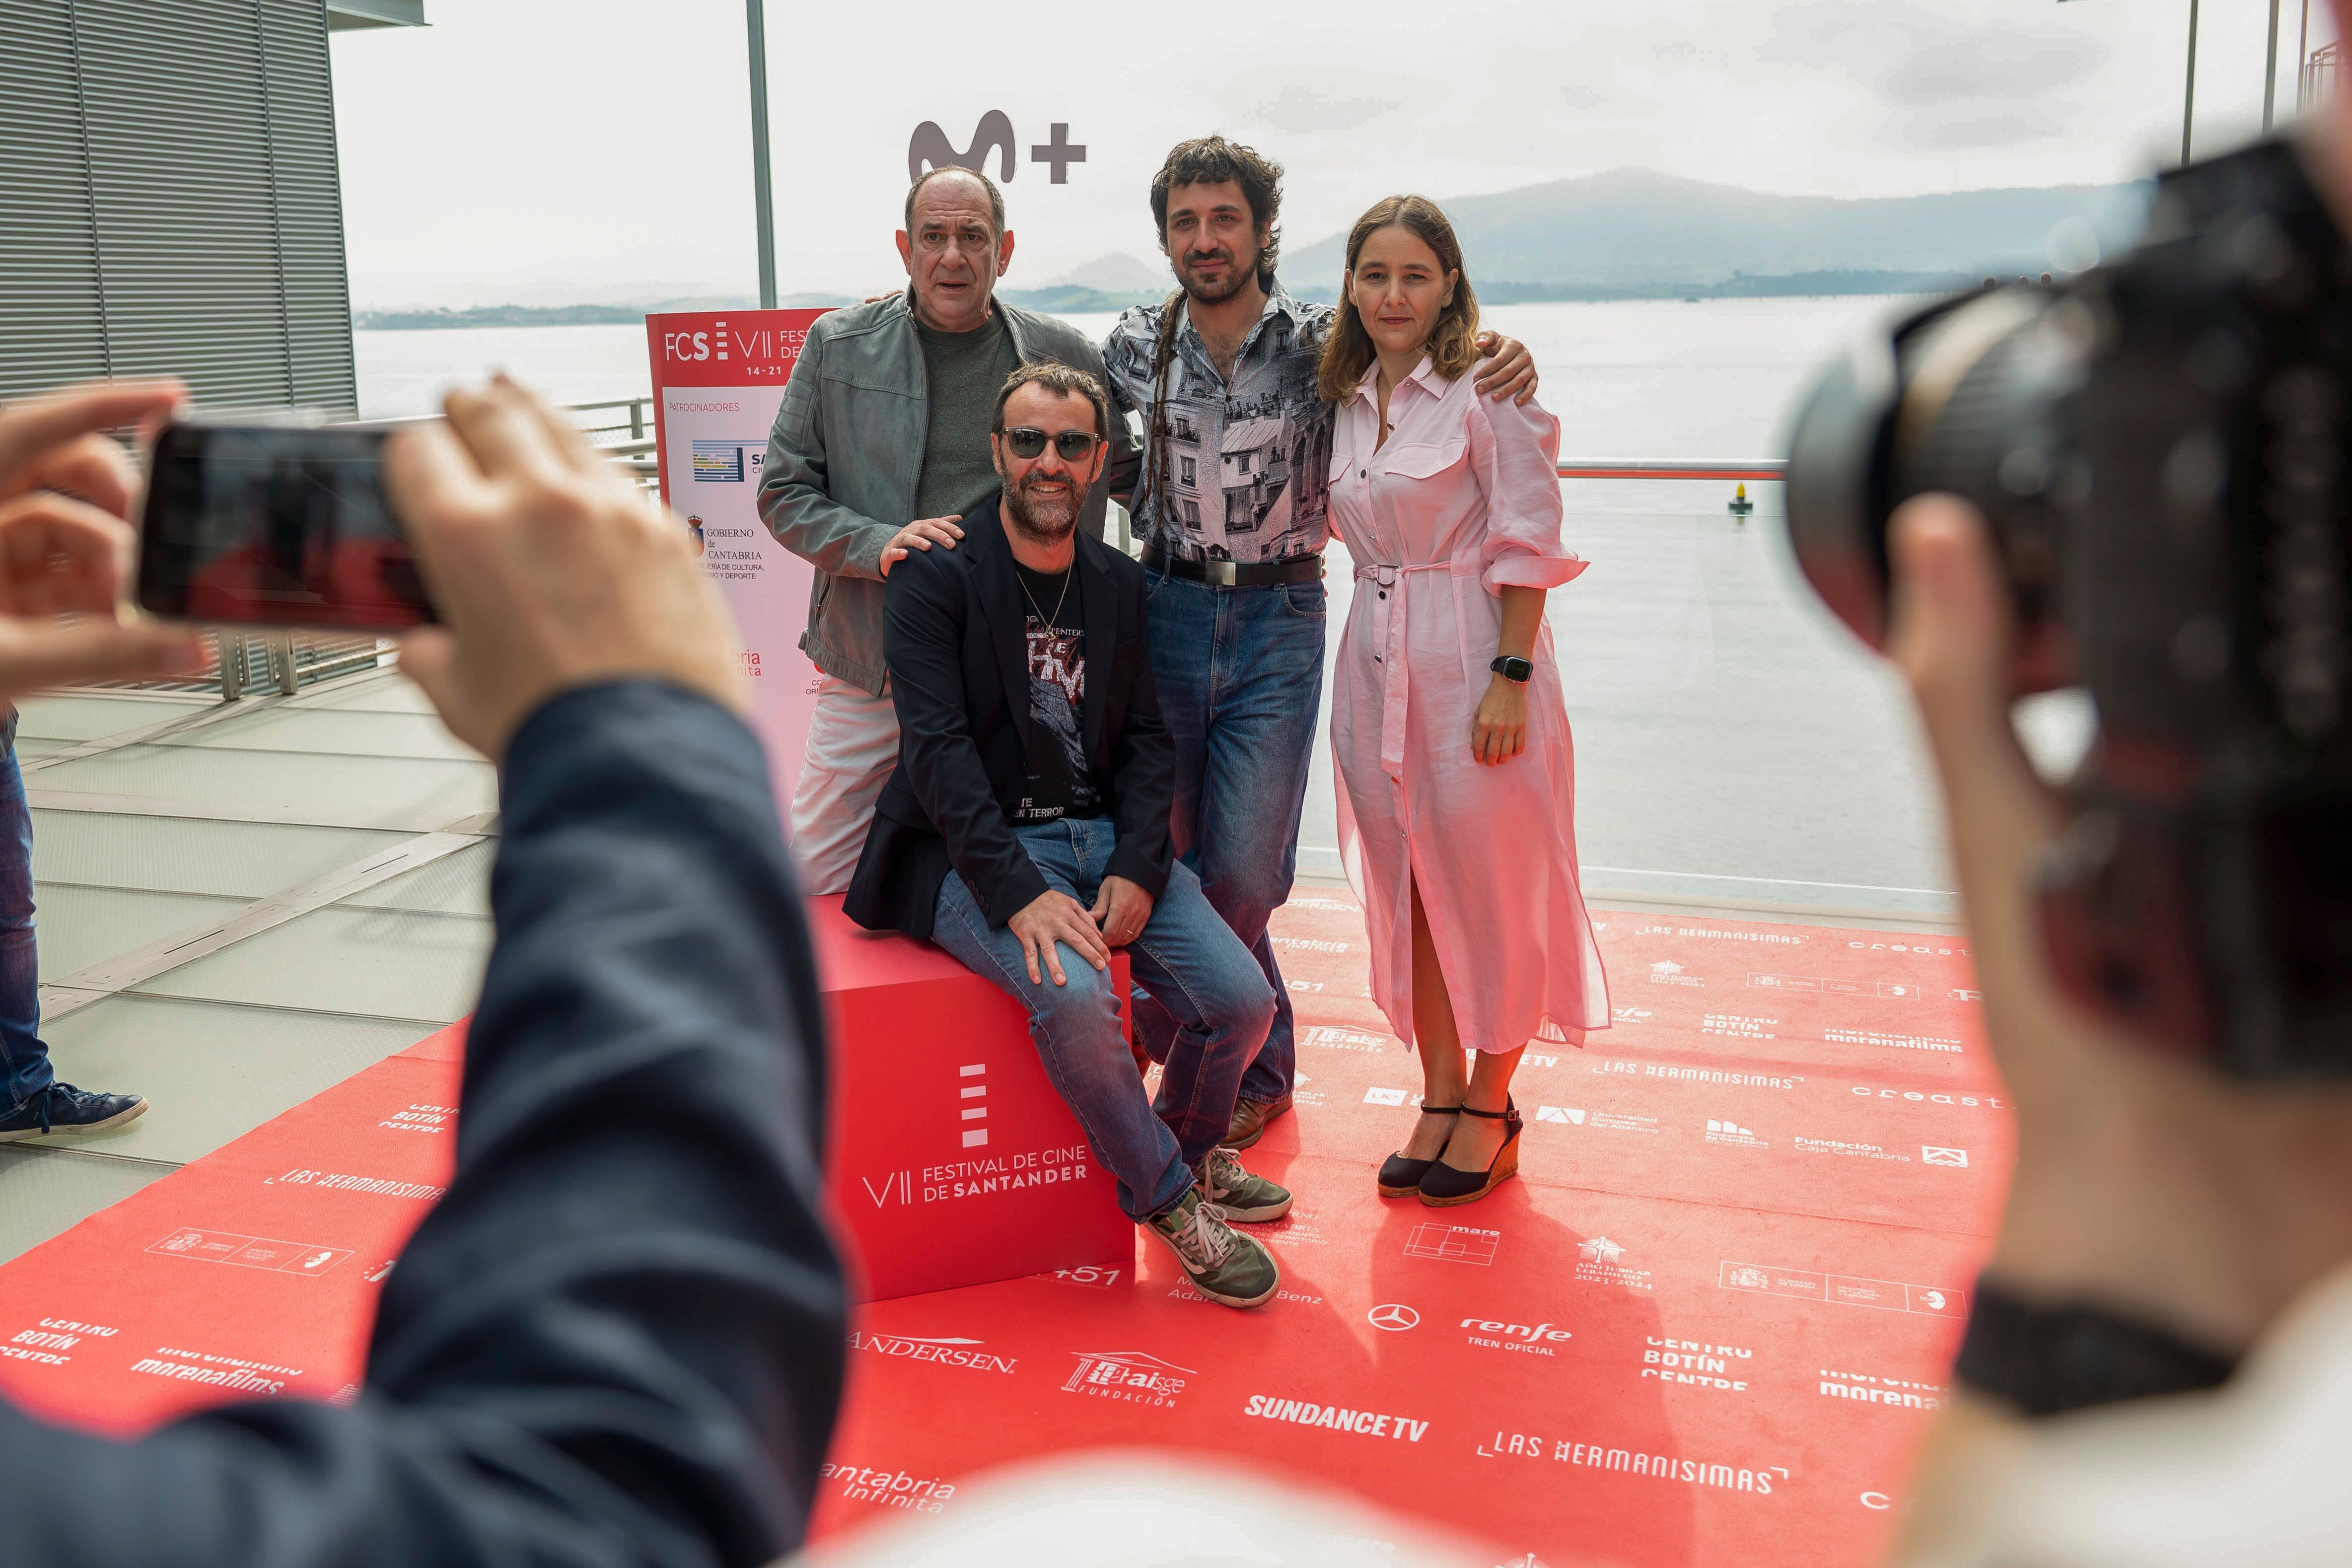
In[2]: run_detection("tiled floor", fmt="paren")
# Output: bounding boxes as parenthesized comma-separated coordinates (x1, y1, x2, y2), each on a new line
(0, 667, 495, 1264)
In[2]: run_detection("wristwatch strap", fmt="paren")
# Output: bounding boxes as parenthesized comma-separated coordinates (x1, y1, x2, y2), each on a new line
(1955, 1278, 2239, 1416)
(1491, 655, 1533, 683)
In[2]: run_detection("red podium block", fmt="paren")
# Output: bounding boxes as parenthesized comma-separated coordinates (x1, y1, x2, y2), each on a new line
(805, 896, 1135, 1301)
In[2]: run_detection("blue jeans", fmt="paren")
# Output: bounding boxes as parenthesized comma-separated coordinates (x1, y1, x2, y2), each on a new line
(0, 713, 51, 1110)
(931, 816, 1275, 1222)
(1136, 573, 1326, 1105)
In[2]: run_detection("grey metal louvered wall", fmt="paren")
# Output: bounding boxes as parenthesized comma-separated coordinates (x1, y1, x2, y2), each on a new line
(0, 0, 358, 415)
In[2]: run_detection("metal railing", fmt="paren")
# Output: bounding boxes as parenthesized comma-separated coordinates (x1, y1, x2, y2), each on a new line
(568, 396, 659, 488)
(82, 631, 392, 700)
(68, 430, 1782, 701)
(1556, 458, 1785, 482)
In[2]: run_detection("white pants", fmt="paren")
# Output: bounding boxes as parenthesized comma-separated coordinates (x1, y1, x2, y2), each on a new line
(788, 676, 900, 896)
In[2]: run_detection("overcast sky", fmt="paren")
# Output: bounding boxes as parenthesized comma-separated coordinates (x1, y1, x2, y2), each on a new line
(329, 0, 2342, 309)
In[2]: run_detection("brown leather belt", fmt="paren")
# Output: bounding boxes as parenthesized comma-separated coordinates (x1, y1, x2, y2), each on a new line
(1141, 543, 1324, 588)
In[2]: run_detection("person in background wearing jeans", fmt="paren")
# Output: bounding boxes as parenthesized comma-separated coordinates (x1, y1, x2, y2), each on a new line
(847, 362, 1287, 1309)
(0, 395, 181, 1142)
(1101, 136, 1539, 1151)
(760, 164, 1133, 894)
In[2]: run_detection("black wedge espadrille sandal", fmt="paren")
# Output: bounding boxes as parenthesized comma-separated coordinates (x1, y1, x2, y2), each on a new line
(1417, 1097, 1522, 1207)
(1376, 1104, 1462, 1197)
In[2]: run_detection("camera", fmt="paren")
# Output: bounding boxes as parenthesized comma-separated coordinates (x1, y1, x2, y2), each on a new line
(1784, 137, 2352, 1078)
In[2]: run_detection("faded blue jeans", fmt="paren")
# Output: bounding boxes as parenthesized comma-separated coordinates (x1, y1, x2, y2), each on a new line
(1135, 573, 1326, 1106)
(0, 712, 53, 1110)
(931, 816, 1275, 1222)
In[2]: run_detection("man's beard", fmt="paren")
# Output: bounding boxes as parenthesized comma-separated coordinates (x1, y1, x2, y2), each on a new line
(1004, 471, 1081, 545)
(1174, 239, 1261, 305)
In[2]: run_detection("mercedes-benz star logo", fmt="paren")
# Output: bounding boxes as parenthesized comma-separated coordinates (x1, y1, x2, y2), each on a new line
(1368, 1303, 1420, 1332)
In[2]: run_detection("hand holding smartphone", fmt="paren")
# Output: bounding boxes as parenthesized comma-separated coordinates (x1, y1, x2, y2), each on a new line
(137, 422, 436, 629)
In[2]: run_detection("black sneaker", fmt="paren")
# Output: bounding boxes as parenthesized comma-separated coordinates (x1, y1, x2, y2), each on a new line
(0, 1083, 148, 1142)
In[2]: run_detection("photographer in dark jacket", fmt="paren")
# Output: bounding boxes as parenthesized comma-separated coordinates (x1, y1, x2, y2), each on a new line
(845, 362, 1285, 1312)
(0, 377, 845, 1567)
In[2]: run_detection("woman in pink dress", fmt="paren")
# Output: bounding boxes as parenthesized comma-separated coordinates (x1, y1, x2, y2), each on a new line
(1317, 195, 1610, 1206)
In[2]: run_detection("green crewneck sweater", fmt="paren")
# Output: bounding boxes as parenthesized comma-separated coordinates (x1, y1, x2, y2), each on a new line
(912, 312, 1021, 522)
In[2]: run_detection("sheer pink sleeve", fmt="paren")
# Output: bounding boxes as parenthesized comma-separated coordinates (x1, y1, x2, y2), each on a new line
(1468, 376, 1586, 595)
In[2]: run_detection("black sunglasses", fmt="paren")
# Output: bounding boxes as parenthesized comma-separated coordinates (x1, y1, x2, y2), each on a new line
(997, 427, 1101, 461)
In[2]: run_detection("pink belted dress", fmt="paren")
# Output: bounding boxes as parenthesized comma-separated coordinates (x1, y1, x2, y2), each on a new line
(1328, 355, 1610, 1051)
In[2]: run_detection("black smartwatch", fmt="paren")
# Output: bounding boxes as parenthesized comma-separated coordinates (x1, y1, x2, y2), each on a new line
(1490, 655, 1533, 683)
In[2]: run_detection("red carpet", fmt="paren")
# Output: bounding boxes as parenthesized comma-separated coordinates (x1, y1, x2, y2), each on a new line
(0, 896, 2003, 1568)
(0, 1024, 461, 1429)
(809, 897, 2002, 1568)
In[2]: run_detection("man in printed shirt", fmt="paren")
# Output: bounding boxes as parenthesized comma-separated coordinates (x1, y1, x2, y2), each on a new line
(1100, 136, 1540, 1147)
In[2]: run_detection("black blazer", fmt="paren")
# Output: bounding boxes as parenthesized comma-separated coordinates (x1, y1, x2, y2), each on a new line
(0, 682, 846, 1567)
(845, 492, 1174, 939)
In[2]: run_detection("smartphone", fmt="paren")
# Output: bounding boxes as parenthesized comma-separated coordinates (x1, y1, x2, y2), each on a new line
(137, 422, 434, 629)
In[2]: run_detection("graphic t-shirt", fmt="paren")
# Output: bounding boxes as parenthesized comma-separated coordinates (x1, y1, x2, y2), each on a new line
(1010, 561, 1096, 824)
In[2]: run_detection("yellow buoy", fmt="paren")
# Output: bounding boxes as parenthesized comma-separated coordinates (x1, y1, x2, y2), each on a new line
(1728, 482, 1754, 518)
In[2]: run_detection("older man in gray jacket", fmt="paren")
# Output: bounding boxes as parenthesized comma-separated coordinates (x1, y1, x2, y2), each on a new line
(759, 166, 1136, 891)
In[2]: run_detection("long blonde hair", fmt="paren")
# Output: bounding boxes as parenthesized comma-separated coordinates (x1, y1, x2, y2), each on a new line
(1317, 195, 1480, 402)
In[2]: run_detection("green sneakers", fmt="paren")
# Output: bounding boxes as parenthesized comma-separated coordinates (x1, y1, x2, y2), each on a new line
(1145, 1187, 1280, 1308)
(1192, 1144, 1293, 1222)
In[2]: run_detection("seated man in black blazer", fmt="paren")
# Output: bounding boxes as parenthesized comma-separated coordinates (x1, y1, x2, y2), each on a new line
(846, 361, 1287, 1309)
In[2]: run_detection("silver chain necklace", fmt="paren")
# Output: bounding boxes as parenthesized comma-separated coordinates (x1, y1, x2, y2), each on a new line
(1015, 559, 1071, 632)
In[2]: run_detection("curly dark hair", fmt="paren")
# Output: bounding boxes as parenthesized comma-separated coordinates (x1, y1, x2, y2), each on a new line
(1148, 135, 1283, 286)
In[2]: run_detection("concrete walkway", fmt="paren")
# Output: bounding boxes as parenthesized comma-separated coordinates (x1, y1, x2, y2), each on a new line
(0, 666, 494, 1265)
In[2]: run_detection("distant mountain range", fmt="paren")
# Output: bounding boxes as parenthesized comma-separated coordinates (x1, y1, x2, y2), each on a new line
(1047, 252, 1170, 292)
(1285, 167, 2150, 296)
(352, 293, 855, 330)
(356, 168, 2156, 329)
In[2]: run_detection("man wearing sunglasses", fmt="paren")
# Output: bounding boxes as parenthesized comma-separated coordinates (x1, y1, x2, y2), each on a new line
(760, 166, 1133, 895)
(846, 362, 1289, 1310)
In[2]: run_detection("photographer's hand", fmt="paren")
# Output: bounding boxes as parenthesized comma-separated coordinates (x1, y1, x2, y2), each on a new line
(1884, 496, 2352, 1556)
(0, 383, 210, 697)
(386, 377, 747, 762)
(1890, 495, 2352, 1351)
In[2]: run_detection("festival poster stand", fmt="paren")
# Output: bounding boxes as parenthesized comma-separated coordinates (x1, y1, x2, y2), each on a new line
(645, 309, 831, 801)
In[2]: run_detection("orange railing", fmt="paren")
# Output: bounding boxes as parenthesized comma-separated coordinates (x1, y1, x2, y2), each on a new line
(1555, 459, 1785, 481)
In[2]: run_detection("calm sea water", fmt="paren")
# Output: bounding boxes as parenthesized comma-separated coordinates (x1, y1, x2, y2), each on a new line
(354, 295, 1911, 457)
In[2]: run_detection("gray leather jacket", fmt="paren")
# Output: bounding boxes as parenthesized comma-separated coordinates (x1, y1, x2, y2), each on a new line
(757, 295, 1138, 695)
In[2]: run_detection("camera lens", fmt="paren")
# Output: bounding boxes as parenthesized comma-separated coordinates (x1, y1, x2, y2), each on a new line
(1784, 286, 2080, 657)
